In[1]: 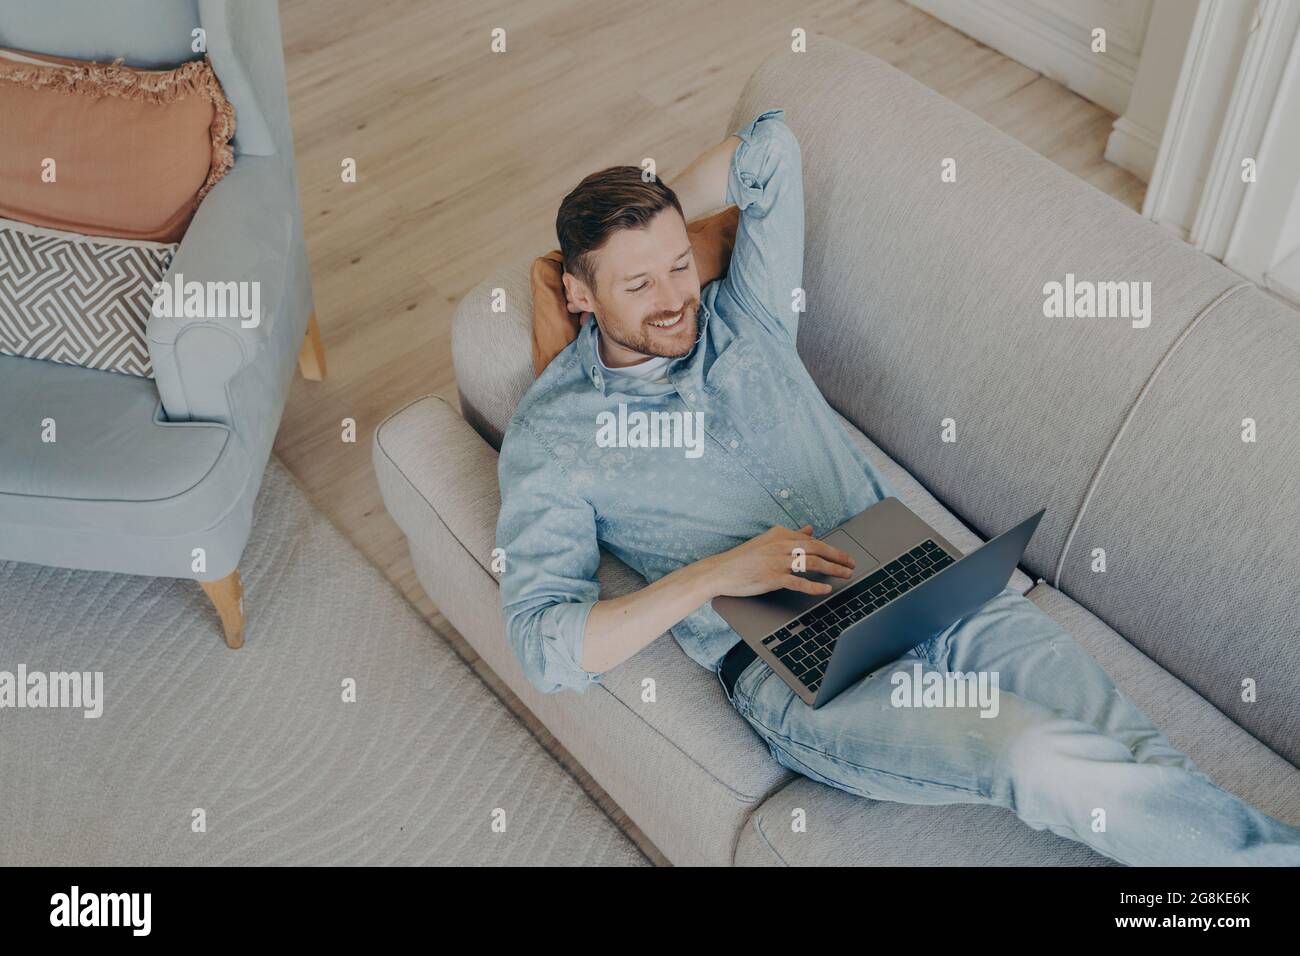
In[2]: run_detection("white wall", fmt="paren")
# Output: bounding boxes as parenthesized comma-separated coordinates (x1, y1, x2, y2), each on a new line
(1141, 0, 1258, 236)
(1137, 0, 1300, 308)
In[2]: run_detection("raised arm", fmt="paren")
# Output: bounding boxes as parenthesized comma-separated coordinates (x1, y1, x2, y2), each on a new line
(715, 108, 805, 343)
(668, 109, 805, 341)
(669, 133, 742, 223)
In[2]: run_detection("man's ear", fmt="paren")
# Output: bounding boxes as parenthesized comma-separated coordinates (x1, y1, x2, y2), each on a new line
(562, 272, 592, 315)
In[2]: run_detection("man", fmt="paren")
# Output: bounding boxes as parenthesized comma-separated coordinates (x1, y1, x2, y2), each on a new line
(495, 108, 1300, 865)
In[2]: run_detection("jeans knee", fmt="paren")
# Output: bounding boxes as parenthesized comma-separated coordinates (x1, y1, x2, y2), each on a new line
(995, 721, 1083, 808)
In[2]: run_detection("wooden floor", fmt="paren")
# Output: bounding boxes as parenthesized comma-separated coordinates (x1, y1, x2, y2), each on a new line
(274, 0, 1147, 865)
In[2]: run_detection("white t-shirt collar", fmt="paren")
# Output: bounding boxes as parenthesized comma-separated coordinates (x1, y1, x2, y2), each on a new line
(592, 322, 673, 384)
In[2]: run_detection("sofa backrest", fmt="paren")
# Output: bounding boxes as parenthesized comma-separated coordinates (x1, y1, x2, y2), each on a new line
(0, 0, 200, 66)
(1054, 284, 1300, 765)
(454, 37, 1300, 766)
(453, 263, 536, 451)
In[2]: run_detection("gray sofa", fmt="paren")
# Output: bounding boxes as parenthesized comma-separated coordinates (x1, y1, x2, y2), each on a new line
(373, 38, 1300, 865)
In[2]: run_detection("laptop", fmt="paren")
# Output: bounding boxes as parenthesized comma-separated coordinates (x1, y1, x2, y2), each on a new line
(713, 497, 1045, 708)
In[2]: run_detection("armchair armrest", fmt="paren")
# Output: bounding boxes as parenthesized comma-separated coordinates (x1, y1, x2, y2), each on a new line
(147, 154, 295, 425)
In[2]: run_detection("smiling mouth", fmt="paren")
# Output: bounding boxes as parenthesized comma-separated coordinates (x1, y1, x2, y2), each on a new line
(648, 310, 684, 329)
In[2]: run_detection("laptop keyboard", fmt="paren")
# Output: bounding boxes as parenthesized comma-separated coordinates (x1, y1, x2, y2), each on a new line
(761, 539, 955, 695)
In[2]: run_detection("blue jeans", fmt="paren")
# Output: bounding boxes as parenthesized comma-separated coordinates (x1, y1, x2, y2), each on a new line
(720, 586, 1300, 865)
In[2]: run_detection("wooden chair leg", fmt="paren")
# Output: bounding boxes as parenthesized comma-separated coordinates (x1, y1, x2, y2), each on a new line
(298, 310, 327, 381)
(200, 569, 245, 649)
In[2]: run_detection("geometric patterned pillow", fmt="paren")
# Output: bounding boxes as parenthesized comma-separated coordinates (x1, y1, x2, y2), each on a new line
(0, 216, 178, 378)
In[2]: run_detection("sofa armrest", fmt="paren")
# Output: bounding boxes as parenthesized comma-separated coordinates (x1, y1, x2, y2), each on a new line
(373, 394, 504, 578)
(147, 155, 295, 425)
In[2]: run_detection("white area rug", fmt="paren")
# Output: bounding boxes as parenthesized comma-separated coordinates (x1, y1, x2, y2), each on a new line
(0, 459, 646, 866)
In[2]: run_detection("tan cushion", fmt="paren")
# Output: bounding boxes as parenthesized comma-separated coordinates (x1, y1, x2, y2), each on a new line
(0, 46, 235, 243)
(529, 205, 739, 375)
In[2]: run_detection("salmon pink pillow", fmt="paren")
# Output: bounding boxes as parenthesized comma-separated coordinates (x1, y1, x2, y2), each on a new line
(0, 46, 236, 243)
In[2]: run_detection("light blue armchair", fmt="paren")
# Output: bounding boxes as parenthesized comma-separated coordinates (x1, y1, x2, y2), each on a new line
(0, 0, 323, 647)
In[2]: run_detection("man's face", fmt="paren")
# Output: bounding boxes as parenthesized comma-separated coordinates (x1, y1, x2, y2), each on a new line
(563, 207, 701, 364)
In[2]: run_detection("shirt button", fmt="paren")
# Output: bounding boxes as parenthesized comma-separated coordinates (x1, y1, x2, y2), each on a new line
(779, 489, 790, 499)
(729, 439, 739, 449)
(686, 392, 696, 402)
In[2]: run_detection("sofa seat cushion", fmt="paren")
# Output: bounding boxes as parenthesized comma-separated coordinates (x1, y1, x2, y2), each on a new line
(735, 777, 1114, 865)
(1025, 584, 1300, 824)
(0, 353, 249, 538)
(736, 582, 1300, 865)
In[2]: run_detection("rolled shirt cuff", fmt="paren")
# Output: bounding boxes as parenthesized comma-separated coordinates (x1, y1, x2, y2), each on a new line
(535, 598, 605, 694)
(726, 107, 788, 210)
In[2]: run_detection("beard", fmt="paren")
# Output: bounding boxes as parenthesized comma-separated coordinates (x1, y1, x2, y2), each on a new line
(598, 299, 700, 359)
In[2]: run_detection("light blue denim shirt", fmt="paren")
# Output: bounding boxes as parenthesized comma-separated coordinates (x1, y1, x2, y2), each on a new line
(496, 108, 897, 694)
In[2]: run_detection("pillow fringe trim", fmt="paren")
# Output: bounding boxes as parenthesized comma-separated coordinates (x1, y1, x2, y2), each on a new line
(0, 54, 237, 205)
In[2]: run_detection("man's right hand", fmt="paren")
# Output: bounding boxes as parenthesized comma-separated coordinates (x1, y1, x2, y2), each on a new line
(580, 524, 856, 673)
(704, 524, 856, 598)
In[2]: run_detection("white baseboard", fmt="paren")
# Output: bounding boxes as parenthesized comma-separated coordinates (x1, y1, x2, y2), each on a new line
(1104, 116, 1161, 181)
(907, 0, 1138, 114)
(1151, 218, 1190, 242)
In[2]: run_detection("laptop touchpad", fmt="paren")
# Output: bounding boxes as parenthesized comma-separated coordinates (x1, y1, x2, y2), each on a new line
(731, 529, 882, 625)
(765, 528, 881, 617)
(811, 530, 880, 592)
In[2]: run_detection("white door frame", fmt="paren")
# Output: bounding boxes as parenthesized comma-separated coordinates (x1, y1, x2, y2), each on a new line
(1143, 0, 1300, 306)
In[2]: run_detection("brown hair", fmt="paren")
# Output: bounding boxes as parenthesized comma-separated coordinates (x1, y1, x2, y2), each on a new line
(556, 165, 683, 295)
